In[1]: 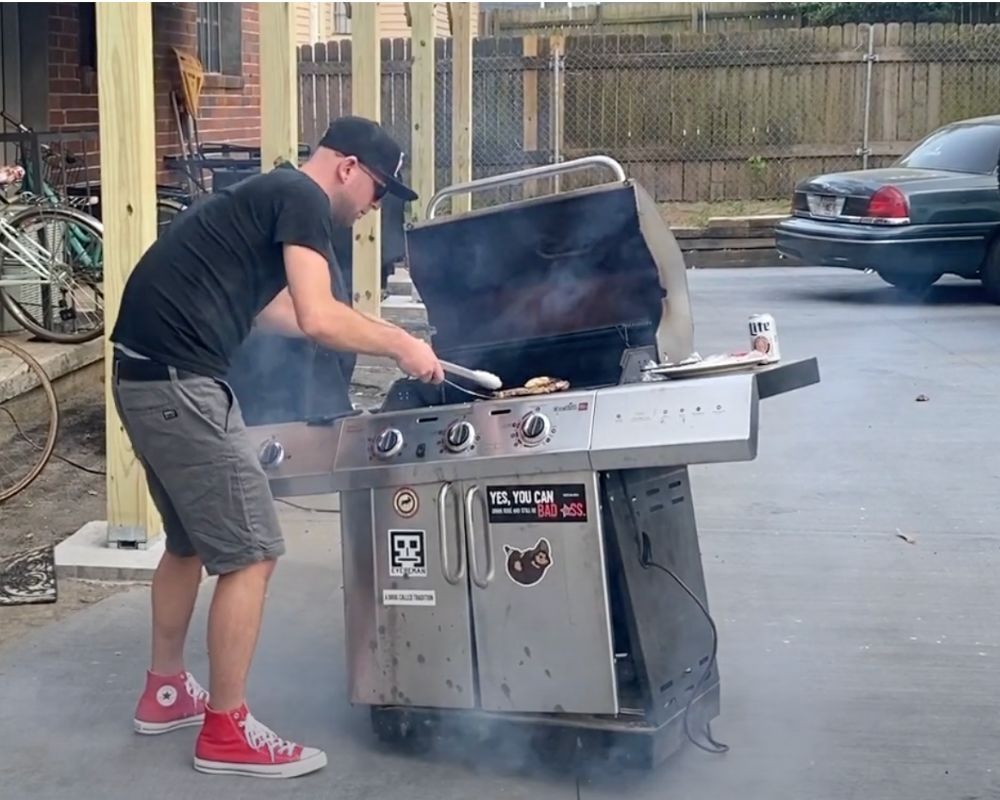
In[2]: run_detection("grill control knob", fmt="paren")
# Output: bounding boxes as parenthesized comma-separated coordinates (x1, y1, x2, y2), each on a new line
(257, 439, 285, 469)
(518, 411, 551, 445)
(374, 428, 404, 459)
(444, 420, 475, 453)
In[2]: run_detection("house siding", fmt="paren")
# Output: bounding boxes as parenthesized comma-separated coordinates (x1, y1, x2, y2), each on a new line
(292, 2, 479, 44)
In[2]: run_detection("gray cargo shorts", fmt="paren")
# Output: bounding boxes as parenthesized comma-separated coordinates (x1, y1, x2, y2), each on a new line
(110, 355, 285, 575)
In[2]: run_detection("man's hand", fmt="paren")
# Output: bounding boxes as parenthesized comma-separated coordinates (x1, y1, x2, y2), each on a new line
(394, 335, 444, 384)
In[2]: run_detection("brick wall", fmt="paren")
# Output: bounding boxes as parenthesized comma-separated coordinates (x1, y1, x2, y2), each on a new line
(47, 4, 98, 131)
(47, 2, 262, 186)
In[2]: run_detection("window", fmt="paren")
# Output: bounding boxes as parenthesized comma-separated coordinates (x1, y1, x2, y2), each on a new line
(196, 3, 242, 76)
(332, 2, 352, 34)
(896, 122, 1000, 175)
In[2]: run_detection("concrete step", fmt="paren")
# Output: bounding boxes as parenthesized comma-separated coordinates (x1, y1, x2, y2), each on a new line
(386, 268, 413, 296)
(0, 334, 103, 405)
(381, 295, 428, 331)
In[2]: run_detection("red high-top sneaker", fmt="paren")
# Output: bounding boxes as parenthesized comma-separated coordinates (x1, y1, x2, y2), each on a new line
(133, 670, 209, 734)
(194, 704, 327, 779)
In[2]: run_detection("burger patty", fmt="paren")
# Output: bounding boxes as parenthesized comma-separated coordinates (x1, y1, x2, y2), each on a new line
(494, 376, 570, 398)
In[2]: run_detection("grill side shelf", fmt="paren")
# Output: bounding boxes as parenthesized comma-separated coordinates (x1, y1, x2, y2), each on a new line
(753, 358, 820, 400)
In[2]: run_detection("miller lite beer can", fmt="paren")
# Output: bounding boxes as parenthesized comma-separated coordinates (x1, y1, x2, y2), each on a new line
(749, 313, 780, 363)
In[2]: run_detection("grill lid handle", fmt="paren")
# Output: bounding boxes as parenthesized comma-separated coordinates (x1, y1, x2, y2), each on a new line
(425, 156, 627, 220)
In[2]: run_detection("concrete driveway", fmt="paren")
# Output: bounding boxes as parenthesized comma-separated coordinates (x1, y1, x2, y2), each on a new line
(2, 267, 998, 800)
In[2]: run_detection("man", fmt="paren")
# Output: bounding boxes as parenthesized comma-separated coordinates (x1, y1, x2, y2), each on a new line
(224, 186, 406, 426)
(110, 116, 443, 779)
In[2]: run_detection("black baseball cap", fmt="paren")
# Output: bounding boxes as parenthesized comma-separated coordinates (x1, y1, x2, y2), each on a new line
(318, 116, 418, 202)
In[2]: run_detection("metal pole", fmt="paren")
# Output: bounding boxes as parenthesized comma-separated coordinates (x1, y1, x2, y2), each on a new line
(861, 24, 875, 170)
(553, 48, 563, 193)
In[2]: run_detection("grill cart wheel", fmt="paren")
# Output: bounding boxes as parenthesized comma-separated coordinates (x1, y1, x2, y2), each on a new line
(370, 707, 434, 754)
(529, 727, 583, 771)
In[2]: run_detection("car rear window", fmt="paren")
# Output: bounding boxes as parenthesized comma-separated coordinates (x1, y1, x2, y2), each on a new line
(895, 123, 1000, 174)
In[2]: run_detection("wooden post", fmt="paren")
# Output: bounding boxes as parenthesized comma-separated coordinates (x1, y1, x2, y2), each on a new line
(259, 2, 298, 171)
(409, 3, 435, 302)
(451, 2, 473, 214)
(96, 1, 161, 547)
(410, 2, 435, 224)
(351, 2, 382, 316)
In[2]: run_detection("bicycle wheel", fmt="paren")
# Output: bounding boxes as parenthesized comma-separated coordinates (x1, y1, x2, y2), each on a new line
(0, 337, 60, 503)
(157, 197, 187, 238)
(0, 204, 104, 344)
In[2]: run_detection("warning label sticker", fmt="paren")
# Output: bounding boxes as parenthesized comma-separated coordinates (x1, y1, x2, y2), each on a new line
(382, 589, 436, 607)
(485, 484, 589, 524)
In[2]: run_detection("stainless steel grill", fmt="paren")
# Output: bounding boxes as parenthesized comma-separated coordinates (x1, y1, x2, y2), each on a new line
(247, 157, 820, 768)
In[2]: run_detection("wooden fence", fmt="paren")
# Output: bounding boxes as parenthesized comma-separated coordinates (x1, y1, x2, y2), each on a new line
(298, 22, 1000, 204)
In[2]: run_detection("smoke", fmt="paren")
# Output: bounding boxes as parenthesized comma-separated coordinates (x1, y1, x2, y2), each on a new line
(407, 184, 663, 388)
(371, 706, 651, 784)
(226, 330, 356, 425)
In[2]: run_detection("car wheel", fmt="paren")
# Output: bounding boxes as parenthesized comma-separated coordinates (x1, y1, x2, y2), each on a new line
(980, 239, 1000, 304)
(876, 270, 941, 295)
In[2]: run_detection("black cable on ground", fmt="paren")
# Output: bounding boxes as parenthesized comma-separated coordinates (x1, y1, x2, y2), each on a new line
(0, 406, 106, 478)
(49, 451, 105, 475)
(613, 471, 729, 755)
(276, 497, 339, 514)
(639, 552, 730, 755)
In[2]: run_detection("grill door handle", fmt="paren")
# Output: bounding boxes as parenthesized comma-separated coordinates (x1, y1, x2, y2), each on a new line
(437, 482, 465, 585)
(464, 485, 495, 589)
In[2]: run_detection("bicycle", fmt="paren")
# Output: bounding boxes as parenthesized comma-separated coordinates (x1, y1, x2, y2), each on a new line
(0, 164, 104, 344)
(0, 336, 59, 502)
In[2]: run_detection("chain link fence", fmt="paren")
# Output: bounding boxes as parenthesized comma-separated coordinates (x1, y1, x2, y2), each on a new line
(298, 21, 1000, 213)
(555, 22, 1000, 207)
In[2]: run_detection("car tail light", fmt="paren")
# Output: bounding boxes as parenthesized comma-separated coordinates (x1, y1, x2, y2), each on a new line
(866, 186, 909, 223)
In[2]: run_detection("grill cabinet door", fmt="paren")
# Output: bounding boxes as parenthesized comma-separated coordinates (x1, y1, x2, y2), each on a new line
(361, 481, 475, 709)
(462, 472, 619, 715)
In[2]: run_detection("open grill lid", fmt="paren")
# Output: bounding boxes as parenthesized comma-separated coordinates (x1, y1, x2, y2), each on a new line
(405, 160, 693, 363)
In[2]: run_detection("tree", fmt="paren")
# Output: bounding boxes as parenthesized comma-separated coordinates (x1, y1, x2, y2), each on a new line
(794, 3, 959, 26)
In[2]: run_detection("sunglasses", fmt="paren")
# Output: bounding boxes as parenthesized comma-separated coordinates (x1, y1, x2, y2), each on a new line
(357, 162, 389, 202)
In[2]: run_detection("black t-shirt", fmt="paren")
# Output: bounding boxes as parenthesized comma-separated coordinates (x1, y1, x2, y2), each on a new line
(111, 167, 334, 377)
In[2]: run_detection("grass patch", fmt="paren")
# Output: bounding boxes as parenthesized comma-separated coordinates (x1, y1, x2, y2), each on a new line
(658, 200, 790, 228)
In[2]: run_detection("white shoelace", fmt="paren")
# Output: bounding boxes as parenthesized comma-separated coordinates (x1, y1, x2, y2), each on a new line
(240, 713, 298, 760)
(184, 673, 209, 704)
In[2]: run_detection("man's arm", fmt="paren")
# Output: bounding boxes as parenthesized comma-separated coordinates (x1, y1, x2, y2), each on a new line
(255, 288, 307, 337)
(279, 244, 443, 383)
(357, 307, 404, 329)
(256, 288, 402, 337)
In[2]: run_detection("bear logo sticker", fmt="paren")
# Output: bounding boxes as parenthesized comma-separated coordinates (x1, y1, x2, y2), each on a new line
(503, 538, 553, 587)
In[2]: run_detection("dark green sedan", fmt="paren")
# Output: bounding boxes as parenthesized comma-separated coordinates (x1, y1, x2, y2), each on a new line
(775, 115, 1000, 300)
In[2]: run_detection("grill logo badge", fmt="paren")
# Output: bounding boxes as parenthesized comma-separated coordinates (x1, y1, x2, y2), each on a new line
(392, 487, 419, 518)
(389, 529, 427, 578)
(503, 538, 553, 587)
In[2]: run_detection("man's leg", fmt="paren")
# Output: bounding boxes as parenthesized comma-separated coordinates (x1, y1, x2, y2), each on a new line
(140, 462, 206, 678)
(206, 558, 275, 711)
(151, 550, 205, 675)
(133, 547, 210, 734)
(111, 375, 210, 735)
(143, 374, 327, 779)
